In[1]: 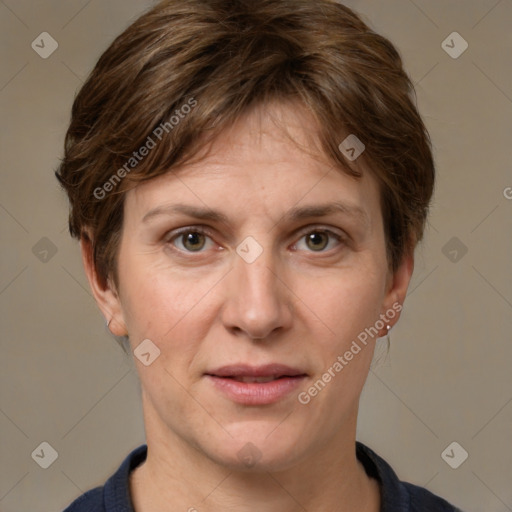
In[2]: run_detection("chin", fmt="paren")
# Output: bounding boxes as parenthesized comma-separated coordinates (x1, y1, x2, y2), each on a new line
(202, 424, 306, 473)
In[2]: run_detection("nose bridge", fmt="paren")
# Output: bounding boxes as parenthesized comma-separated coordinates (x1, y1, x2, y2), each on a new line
(238, 248, 279, 301)
(223, 238, 292, 339)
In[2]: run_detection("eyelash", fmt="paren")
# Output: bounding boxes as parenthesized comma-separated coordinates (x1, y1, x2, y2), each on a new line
(164, 226, 346, 255)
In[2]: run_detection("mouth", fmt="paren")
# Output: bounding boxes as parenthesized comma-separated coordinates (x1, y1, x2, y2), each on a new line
(205, 363, 306, 379)
(218, 375, 301, 383)
(204, 364, 307, 405)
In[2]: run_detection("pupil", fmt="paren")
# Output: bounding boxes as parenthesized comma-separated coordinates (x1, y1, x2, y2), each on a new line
(308, 232, 327, 251)
(184, 232, 204, 251)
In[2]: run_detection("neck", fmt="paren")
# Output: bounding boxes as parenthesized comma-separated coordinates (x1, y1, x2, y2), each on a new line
(130, 400, 380, 512)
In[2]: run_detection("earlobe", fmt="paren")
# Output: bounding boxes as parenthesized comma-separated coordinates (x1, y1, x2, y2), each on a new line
(380, 251, 414, 334)
(79, 235, 128, 337)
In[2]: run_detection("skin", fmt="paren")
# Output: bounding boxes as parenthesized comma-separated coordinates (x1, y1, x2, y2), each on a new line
(81, 101, 413, 512)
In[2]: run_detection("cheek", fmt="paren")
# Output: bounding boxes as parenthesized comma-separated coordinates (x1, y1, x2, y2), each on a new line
(295, 266, 385, 347)
(119, 251, 201, 328)
(119, 262, 221, 367)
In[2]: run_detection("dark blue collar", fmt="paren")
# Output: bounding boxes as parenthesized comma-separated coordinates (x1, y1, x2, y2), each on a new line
(87, 441, 460, 511)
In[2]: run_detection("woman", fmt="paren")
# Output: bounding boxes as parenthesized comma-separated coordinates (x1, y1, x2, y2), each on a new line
(56, 0, 462, 510)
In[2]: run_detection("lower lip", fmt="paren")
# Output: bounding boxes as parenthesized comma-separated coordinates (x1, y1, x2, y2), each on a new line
(205, 375, 306, 405)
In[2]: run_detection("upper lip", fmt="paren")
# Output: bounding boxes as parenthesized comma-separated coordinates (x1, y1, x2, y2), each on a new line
(205, 364, 307, 378)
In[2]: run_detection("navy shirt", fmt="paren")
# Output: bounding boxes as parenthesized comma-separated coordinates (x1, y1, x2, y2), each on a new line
(63, 442, 463, 511)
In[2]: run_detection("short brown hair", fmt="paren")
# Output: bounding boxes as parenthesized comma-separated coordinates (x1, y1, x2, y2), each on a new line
(55, 0, 435, 291)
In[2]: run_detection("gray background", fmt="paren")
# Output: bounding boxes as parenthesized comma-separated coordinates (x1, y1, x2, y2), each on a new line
(1, 1, 511, 511)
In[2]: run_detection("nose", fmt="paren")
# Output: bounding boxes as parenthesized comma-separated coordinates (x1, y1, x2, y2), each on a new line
(221, 246, 294, 341)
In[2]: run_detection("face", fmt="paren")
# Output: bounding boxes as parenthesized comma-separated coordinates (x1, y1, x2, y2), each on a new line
(85, 101, 412, 472)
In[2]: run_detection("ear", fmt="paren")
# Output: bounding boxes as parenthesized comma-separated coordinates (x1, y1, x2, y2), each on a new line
(379, 249, 414, 335)
(80, 234, 127, 337)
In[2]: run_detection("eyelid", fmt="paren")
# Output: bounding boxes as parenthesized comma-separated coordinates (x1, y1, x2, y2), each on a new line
(165, 225, 214, 240)
(294, 224, 346, 238)
(163, 224, 345, 238)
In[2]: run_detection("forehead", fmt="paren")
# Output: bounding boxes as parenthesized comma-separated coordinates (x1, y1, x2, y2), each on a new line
(125, 101, 380, 223)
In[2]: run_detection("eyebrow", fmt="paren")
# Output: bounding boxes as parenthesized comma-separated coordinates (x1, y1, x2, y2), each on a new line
(141, 201, 369, 227)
